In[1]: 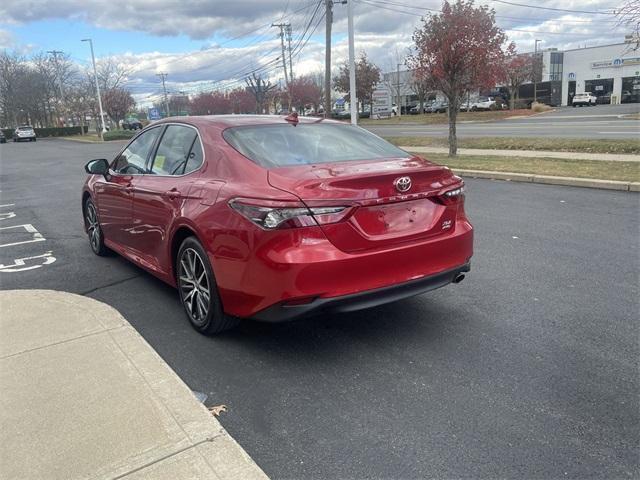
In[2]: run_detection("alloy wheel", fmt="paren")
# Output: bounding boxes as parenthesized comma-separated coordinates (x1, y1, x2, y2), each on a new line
(86, 203, 101, 253)
(178, 248, 211, 326)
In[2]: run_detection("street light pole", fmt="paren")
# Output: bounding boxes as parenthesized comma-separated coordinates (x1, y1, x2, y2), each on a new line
(347, 0, 357, 125)
(397, 63, 402, 119)
(534, 39, 542, 104)
(82, 39, 107, 139)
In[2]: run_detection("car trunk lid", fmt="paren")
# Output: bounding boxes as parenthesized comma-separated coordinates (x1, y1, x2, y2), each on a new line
(268, 157, 464, 253)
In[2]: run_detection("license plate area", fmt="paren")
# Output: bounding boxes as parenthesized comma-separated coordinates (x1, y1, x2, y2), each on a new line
(350, 198, 451, 239)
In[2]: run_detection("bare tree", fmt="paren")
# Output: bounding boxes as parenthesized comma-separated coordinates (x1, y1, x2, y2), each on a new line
(245, 73, 276, 113)
(617, 0, 640, 50)
(97, 57, 131, 91)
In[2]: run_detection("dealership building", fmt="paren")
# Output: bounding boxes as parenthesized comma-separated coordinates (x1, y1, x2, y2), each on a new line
(542, 38, 640, 105)
(382, 36, 639, 109)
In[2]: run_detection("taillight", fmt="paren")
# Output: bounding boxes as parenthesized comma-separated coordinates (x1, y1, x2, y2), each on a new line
(436, 184, 465, 205)
(229, 199, 350, 230)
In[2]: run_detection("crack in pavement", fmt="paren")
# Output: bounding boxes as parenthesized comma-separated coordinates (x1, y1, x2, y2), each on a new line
(80, 274, 141, 296)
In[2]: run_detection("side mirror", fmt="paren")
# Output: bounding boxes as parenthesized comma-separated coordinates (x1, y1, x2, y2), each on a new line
(85, 158, 109, 175)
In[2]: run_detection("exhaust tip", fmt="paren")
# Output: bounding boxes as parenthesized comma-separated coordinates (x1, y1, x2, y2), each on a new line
(453, 273, 465, 284)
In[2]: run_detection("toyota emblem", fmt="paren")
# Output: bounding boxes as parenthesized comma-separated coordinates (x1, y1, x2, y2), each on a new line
(394, 176, 412, 193)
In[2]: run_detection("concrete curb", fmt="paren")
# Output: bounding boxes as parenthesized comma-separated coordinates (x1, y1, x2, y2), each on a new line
(403, 146, 640, 162)
(454, 169, 639, 192)
(0, 290, 268, 480)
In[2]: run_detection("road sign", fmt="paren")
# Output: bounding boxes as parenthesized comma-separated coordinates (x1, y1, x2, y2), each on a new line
(371, 85, 392, 118)
(148, 107, 161, 121)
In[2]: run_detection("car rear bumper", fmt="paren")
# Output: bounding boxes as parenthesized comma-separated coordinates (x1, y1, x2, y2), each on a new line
(252, 262, 470, 322)
(212, 220, 473, 319)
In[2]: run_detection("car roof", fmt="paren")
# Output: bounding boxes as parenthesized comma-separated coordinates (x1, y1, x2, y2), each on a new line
(153, 114, 344, 129)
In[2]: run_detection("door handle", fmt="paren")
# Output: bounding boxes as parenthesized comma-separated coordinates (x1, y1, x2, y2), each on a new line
(164, 188, 181, 200)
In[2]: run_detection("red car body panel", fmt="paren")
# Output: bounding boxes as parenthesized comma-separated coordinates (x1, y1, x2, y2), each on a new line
(83, 115, 473, 320)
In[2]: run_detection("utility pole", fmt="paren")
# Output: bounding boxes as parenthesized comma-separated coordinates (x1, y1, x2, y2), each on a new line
(534, 39, 542, 104)
(397, 63, 402, 119)
(324, 0, 333, 118)
(157, 73, 170, 117)
(272, 23, 290, 89)
(47, 50, 65, 100)
(272, 22, 291, 111)
(347, 0, 357, 125)
(285, 24, 294, 82)
(47, 50, 65, 126)
(81, 39, 107, 139)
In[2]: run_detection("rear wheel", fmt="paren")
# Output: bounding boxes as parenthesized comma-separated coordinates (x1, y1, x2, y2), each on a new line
(85, 198, 109, 256)
(177, 237, 239, 335)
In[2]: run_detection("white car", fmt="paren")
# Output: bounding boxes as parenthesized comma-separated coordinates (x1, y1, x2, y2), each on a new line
(13, 125, 36, 142)
(470, 97, 496, 111)
(572, 93, 597, 107)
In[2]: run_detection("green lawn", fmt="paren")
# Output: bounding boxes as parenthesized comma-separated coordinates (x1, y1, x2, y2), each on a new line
(418, 153, 640, 182)
(388, 136, 640, 155)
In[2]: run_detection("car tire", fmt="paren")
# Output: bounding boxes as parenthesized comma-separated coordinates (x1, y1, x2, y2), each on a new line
(84, 198, 109, 256)
(176, 237, 240, 335)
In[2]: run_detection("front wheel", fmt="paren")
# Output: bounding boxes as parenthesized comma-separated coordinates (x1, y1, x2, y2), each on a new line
(177, 237, 239, 335)
(85, 198, 109, 256)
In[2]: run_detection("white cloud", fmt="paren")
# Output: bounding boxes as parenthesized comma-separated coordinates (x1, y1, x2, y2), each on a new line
(2, 0, 630, 101)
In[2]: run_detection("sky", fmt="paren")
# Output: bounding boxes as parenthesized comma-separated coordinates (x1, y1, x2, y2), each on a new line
(0, 0, 628, 106)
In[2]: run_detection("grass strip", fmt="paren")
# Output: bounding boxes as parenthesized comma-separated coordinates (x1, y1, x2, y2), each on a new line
(416, 153, 640, 183)
(389, 136, 640, 155)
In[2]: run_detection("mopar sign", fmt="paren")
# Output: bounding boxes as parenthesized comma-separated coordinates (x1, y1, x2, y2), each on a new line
(591, 57, 640, 68)
(568, 72, 576, 80)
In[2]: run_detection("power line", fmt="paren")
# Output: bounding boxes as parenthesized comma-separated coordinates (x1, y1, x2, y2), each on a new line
(489, 0, 615, 16)
(362, 0, 621, 23)
(357, 0, 623, 36)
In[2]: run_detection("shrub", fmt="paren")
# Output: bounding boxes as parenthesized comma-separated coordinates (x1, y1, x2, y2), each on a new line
(531, 102, 552, 113)
(103, 129, 135, 141)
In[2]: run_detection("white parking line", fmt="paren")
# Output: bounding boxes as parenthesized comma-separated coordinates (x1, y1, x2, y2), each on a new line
(0, 224, 45, 248)
(0, 251, 56, 272)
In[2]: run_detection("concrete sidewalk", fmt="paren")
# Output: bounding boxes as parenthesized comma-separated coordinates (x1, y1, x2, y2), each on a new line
(0, 290, 268, 480)
(402, 146, 640, 162)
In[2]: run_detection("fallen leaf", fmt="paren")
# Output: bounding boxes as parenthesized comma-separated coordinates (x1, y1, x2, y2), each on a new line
(208, 404, 227, 417)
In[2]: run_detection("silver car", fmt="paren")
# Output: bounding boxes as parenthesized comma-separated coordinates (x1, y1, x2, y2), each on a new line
(14, 125, 36, 142)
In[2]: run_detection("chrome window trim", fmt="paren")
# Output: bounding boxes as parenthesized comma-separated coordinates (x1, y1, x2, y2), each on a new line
(146, 122, 206, 178)
(109, 125, 164, 176)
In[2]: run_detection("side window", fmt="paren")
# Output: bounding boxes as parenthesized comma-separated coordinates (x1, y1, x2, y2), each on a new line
(113, 127, 161, 174)
(184, 139, 203, 175)
(150, 125, 198, 176)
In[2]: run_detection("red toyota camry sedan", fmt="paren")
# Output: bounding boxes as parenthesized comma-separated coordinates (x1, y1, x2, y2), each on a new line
(82, 115, 473, 334)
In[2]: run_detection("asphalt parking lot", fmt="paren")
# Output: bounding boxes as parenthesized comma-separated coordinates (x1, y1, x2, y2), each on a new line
(1, 139, 638, 479)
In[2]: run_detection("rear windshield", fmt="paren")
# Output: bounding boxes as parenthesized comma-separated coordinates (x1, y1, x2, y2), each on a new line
(18, 126, 33, 131)
(223, 124, 409, 168)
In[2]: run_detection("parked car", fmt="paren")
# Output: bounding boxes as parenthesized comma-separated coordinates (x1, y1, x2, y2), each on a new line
(572, 92, 597, 107)
(82, 116, 473, 334)
(426, 101, 448, 113)
(122, 118, 143, 130)
(13, 125, 36, 142)
(470, 97, 496, 111)
(0, 130, 6, 144)
(410, 103, 430, 114)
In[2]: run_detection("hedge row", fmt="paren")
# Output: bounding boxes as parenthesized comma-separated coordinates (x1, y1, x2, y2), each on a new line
(1, 126, 88, 138)
(103, 130, 136, 141)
